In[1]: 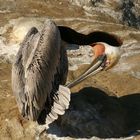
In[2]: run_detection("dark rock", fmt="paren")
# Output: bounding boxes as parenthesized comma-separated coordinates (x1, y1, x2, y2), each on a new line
(70, 0, 140, 29)
(121, 0, 140, 29)
(48, 87, 129, 138)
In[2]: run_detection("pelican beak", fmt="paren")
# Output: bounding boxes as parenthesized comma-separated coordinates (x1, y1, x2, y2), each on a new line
(66, 43, 121, 88)
(66, 54, 106, 88)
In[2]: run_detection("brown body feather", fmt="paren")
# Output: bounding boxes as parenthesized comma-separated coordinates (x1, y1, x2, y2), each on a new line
(12, 20, 68, 121)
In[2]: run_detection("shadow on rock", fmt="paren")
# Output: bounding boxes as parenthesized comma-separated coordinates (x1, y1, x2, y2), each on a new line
(119, 94, 140, 135)
(47, 87, 140, 138)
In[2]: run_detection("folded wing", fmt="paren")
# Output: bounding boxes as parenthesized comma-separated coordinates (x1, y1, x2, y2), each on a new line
(12, 20, 63, 121)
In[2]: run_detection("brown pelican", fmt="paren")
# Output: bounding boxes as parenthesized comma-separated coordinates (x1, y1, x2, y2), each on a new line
(12, 19, 122, 135)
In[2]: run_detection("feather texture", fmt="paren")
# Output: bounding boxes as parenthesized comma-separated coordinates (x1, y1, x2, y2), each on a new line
(12, 20, 68, 121)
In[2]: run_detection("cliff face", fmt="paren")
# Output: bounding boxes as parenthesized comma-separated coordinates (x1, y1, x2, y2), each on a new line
(70, 0, 140, 29)
(0, 0, 140, 140)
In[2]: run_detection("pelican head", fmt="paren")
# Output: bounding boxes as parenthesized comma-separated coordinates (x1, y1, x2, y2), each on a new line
(66, 42, 122, 88)
(92, 42, 121, 70)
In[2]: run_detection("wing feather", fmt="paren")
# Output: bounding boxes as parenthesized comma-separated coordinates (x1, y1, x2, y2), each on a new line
(12, 27, 38, 117)
(25, 21, 61, 120)
(12, 20, 62, 121)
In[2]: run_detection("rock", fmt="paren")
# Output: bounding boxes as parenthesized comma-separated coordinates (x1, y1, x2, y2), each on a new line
(0, 1, 139, 139)
(2, 118, 24, 139)
(121, 0, 140, 29)
(0, 0, 16, 13)
(0, 17, 140, 76)
(70, 0, 140, 29)
(59, 88, 126, 138)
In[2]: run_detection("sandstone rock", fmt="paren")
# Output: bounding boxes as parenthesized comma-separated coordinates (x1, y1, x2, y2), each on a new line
(0, 1, 139, 139)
